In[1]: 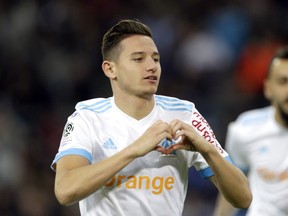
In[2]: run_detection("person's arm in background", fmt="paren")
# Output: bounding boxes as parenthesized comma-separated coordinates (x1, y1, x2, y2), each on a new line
(213, 120, 249, 216)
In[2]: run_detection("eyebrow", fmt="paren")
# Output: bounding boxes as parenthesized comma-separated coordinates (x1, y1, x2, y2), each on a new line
(131, 51, 159, 55)
(130, 51, 160, 56)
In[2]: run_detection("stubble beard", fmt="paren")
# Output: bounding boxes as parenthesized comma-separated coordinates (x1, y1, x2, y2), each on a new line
(279, 99, 288, 127)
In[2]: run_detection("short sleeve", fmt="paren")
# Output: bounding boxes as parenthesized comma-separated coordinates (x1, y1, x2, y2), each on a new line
(188, 107, 231, 178)
(50, 111, 93, 171)
(225, 122, 249, 173)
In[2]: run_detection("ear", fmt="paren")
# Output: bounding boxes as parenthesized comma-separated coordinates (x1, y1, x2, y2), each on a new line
(102, 60, 117, 79)
(263, 79, 272, 101)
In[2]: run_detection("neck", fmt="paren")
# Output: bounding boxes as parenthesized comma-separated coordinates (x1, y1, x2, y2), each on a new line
(114, 94, 155, 120)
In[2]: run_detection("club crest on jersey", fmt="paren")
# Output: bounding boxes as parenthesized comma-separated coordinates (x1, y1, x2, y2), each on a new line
(63, 122, 74, 138)
(159, 139, 177, 156)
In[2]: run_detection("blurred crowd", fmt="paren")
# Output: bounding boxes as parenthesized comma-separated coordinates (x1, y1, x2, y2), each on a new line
(0, 0, 288, 215)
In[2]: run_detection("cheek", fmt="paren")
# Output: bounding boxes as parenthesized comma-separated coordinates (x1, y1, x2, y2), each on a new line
(272, 90, 287, 104)
(275, 87, 287, 96)
(269, 86, 284, 97)
(118, 72, 139, 89)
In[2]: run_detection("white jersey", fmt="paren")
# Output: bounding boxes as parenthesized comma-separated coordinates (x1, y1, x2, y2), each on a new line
(226, 106, 288, 216)
(51, 95, 229, 216)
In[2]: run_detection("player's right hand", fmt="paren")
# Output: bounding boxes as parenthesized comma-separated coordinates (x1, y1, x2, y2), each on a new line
(130, 120, 172, 157)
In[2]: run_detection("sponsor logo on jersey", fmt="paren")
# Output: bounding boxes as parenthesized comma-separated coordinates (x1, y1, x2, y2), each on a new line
(192, 111, 224, 153)
(102, 138, 117, 149)
(105, 174, 175, 195)
(257, 168, 288, 181)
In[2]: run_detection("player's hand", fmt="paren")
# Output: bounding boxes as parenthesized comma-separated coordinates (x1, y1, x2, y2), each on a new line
(164, 119, 213, 154)
(131, 120, 173, 157)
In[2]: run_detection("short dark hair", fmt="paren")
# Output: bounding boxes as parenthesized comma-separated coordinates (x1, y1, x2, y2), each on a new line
(101, 19, 153, 61)
(268, 47, 288, 78)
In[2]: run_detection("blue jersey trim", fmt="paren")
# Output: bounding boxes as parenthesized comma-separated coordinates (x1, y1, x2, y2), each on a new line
(155, 95, 193, 112)
(76, 98, 112, 113)
(198, 156, 233, 178)
(50, 148, 93, 171)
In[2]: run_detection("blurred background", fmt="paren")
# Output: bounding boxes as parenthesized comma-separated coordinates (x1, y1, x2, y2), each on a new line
(0, 0, 287, 215)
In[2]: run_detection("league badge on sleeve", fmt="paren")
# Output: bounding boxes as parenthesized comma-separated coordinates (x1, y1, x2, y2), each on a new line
(63, 122, 74, 138)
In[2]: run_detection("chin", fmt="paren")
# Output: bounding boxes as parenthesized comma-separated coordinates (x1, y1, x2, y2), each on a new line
(141, 91, 157, 99)
(146, 87, 158, 94)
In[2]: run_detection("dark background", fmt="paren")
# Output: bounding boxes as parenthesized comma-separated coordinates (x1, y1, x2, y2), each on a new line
(0, 0, 287, 215)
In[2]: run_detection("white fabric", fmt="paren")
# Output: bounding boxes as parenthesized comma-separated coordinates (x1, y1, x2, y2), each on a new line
(226, 106, 288, 216)
(51, 95, 229, 216)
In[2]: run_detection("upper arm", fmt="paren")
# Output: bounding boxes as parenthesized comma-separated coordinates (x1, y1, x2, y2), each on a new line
(225, 124, 249, 172)
(55, 155, 90, 178)
(53, 155, 90, 205)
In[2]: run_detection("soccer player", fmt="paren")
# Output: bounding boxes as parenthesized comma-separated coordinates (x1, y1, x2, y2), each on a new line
(214, 47, 288, 216)
(51, 19, 252, 216)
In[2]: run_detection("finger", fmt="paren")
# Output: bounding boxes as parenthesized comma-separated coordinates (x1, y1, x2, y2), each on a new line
(170, 120, 186, 139)
(170, 119, 181, 131)
(154, 146, 168, 154)
(163, 146, 176, 154)
(173, 130, 184, 140)
(167, 142, 195, 152)
(160, 122, 173, 141)
(168, 143, 185, 151)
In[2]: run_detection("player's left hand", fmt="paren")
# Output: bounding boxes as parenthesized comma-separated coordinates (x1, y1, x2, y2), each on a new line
(164, 119, 213, 154)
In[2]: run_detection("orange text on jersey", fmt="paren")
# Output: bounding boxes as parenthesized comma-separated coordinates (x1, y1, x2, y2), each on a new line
(105, 175, 175, 195)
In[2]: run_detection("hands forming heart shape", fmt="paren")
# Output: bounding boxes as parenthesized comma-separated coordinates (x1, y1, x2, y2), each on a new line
(155, 136, 197, 155)
(135, 119, 213, 158)
(148, 119, 205, 155)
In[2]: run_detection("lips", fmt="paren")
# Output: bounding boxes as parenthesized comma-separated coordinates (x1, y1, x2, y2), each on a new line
(144, 75, 157, 80)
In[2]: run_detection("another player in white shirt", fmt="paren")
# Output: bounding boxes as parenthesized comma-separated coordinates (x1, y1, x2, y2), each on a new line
(214, 47, 288, 216)
(51, 19, 252, 216)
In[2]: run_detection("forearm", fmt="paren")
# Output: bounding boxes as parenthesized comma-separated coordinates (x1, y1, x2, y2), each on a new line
(55, 145, 137, 205)
(202, 148, 252, 208)
(55, 120, 172, 205)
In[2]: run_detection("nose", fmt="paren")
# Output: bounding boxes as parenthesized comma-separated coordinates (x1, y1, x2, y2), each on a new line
(146, 57, 158, 72)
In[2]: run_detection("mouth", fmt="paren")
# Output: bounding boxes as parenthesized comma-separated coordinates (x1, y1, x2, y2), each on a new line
(144, 75, 157, 81)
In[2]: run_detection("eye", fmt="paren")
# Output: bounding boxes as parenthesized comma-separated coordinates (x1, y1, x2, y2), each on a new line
(277, 77, 288, 85)
(133, 57, 143, 62)
(153, 54, 160, 63)
(153, 57, 160, 63)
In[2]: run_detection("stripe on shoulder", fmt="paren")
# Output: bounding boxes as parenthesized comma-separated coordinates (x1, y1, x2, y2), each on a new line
(76, 98, 112, 113)
(155, 95, 193, 112)
(237, 107, 272, 125)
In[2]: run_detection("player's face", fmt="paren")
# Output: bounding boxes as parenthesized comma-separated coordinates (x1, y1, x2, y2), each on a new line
(265, 59, 288, 124)
(112, 35, 161, 98)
